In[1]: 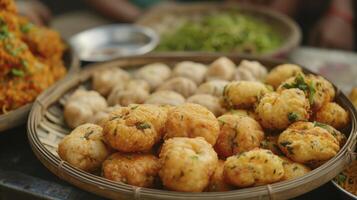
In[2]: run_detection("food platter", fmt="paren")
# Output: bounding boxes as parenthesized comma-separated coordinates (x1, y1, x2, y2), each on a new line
(27, 54, 356, 200)
(0, 48, 79, 132)
(136, 3, 301, 57)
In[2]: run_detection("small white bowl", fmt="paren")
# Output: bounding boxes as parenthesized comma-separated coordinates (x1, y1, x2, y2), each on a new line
(69, 24, 159, 62)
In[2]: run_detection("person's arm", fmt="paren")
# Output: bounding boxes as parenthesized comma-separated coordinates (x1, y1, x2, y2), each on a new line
(309, 0, 355, 50)
(84, 0, 142, 22)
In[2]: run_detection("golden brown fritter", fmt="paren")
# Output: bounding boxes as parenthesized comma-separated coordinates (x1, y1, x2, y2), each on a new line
(278, 122, 340, 166)
(277, 74, 335, 111)
(102, 152, 160, 188)
(58, 124, 112, 172)
(280, 157, 311, 181)
(315, 102, 349, 130)
(103, 105, 167, 152)
(206, 160, 235, 192)
(214, 114, 264, 158)
(223, 81, 269, 109)
(289, 121, 346, 147)
(164, 103, 220, 145)
(255, 89, 310, 130)
(159, 137, 218, 192)
(224, 149, 284, 187)
(265, 64, 302, 89)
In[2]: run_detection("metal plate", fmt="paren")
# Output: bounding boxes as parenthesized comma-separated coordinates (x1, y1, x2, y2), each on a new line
(70, 24, 159, 62)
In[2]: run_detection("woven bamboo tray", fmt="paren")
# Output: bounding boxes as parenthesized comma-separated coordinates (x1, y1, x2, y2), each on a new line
(136, 3, 301, 57)
(27, 54, 356, 200)
(0, 47, 80, 132)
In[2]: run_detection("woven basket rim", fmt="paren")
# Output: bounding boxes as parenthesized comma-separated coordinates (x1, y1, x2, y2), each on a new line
(27, 54, 357, 200)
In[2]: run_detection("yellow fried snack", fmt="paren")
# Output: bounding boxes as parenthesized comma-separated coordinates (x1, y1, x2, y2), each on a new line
(315, 102, 349, 130)
(159, 137, 218, 192)
(288, 121, 346, 147)
(265, 64, 302, 89)
(223, 81, 269, 109)
(164, 103, 220, 145)
(280, 157, 311, 181)
(255, 89, 310, 130)
(102, 152, 160, 188)
(206, 160, 235, 192)
(172, 61, 207, 84)
(58, 124, 111, 172)
(224, 149, 284, 187)
(214, 114, 264, 158)
(277, 74, 335, 111)
(278, 122, 340, 166)
(103, 105, 167, 152)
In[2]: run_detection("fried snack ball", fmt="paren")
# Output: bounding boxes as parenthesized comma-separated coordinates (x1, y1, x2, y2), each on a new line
(255, 89, 310, 130)
(157, 77, 197, 98)
(64, 89, 108, 129)
(196, 80, 229, 97)
(289, 121, 346, 147)
(234, 60, 267, 82)
(223, 81, 269, 109)
(349, 88, 357, 107)
(265, 64, 302, 89)
(102, 152, 160, 187)
(107, 88, 149, 106)
(103, 105, 167, 152)
(165, 103, 220, 145)
(58, 124, 111, 172)
(145, 90, 185, 106)
(225, 109, 258, 120)
(135, 63, 171, 90)
(159, 137, 218, 192)
(278, 122, 340, 165)
(280, 157, 311, 181)
(206, 160, 235, 192)
(315, 102, 349, 130)
(172, 61, 207, 84)
(214, 114, 264, 158)
(187, 94, 225, 116)
(277, 74, 335, 111)
(223, 149, 284, 187)
(260, 135, 283, 156)
(92, 67, 130, 96)
(206, 57, 236, 81)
